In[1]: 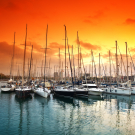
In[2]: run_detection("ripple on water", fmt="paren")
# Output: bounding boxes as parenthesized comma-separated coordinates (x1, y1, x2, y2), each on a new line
(0, 92, 135, 134)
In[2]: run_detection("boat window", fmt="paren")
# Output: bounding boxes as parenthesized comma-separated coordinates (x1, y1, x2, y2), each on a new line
(84, 86, 97, 88)
(115, 90, 117, 92)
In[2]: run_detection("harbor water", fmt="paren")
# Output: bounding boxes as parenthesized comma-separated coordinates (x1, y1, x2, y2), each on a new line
(0, 82, 135, 135)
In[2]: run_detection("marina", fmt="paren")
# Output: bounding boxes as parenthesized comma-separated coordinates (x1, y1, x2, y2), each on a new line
(1, 1, 135, 134)
(1, 81, 135, 135)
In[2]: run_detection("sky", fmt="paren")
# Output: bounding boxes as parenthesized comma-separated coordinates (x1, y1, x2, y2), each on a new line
(0, 0, 135, 77)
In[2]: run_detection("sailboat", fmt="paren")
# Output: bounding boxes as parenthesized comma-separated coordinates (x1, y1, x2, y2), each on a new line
(1, 32, 16, 92)
(82, 50, 103, 96)
(103, 41, 131, 95)
(15, 24, 32, 98)
(34, 25, 51, 98)
(54, 26, 75, 97)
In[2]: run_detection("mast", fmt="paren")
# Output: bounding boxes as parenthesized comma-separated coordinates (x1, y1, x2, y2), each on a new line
(68, 42, 73, 86)
(64, 25, 66, 82)
(22, 24, 27, 86)
(121, 54, 122, 82)
(44, 24, 48, 89)
(99, 53, 101, 85)
(130, 62, 132, 81)
(91, 50, 93, 80)
(41, 60, 43, 80)
(62, 62, 63, 81)
(28, 45, 33, 81)
(116, 41, 118, 84)
(59, 48, 60, 82)
(10, 32, 16, 80)
(77, 31, 80, 79)
(72, 45, 74, 78)
(125, 42, 129, 81)
(80, 47, 82, 81)
(109, 50, 111, 84)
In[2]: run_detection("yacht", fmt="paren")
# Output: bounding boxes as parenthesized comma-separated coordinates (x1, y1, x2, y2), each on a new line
(82, 83, 104, 96)
(54, 85, 75, 98)
(103, 81, 131, 96)
(73, 85, 88, 96)
(15, 86, 32, 98)
(34, 86, 51, 98)
(1, 84, 15, 92)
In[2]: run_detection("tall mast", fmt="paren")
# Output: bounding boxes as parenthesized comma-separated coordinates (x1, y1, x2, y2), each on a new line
(77, 31, 79, 79)
(44, 24, 48, 89)
(29, 45, 33, 81)
(99, 53, 101, 84)
(80, 47, 82, 80)
(41, 60, 43, 79)
(130, 62, 132, 81)
(68, 42, 73, 86)
(125, 42, 129, 81)
(54, 65, 55, 80)
(59, 48, 60, 82)
(72, 45, 74, 78)
(10, 32, 16, 80)
(91, 50, 93, 80)
(121, 54, 122, 82)
(62, 62, 63, 81)
(22, 24, 27, 86)
(64, 25, 66, 82)
(109, 50, 111, 84)
(116, 41, 118, 83)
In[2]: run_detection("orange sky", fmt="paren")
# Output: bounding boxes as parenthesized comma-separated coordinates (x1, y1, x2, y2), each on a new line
(1, 0, 135, 77)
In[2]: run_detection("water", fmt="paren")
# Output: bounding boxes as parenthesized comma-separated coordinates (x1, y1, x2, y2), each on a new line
(0, 82, 135, 135)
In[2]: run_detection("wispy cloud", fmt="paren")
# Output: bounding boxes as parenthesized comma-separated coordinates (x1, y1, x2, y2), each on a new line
(124, 18, 135, 25)
(76, 40, 101, 50)
(83, 10, 104, 24)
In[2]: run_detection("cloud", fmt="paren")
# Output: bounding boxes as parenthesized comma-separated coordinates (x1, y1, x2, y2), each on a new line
(84, 10, 104, 24)
(129, 47, 135, 52)
(48, 42, 65, 49)
(124, 18, 135, 25)
(76, 40, 101, 50)
(0, 0, 19, 11)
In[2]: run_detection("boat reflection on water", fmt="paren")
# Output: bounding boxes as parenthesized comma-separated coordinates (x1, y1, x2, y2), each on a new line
(88, 95, 104, 101)
(15, 94, 33, 103)
(34, 94, 50, 105)
(103, 93, 135, 110)
(53, 94, 74, 105)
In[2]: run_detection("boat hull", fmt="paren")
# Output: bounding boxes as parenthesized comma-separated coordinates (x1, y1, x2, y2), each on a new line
(104, 87, 131, 95)
(1, 87, 15, 92)
(15, 88, 32, 98)
(88, 91, 103, 96)
(35, 90, 50, 98)
(75, 90, 88, 96)
(54, 91, 75, 97)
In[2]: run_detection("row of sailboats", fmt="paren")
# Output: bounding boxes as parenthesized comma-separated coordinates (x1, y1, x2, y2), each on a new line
(34, 25, 51, 98)
(2, 24, 135, 99)
(54, 27, 104, 97)
(100, 41, 135, 95)
(1, 32, 16, 92)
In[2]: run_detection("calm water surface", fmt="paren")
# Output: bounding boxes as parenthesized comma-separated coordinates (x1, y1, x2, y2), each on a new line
(0, 82, 135, 135)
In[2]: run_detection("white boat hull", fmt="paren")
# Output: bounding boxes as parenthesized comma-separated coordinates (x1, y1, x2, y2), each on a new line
(1, 87, 11, 92)
(131, 88, 135, 95)
(104, 87, 131, 95)
(88, 88, 103, 96)
(35, 88, 51, 98)
(88, 91, 103, 96)
(1, 85, 15, 92)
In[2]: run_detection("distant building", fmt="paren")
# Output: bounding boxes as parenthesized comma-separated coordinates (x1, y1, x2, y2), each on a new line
(54, 72, 58, 81)
(59, 71, 63, 81)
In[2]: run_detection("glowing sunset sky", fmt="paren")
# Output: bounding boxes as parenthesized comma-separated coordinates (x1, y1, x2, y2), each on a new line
(0, 0, 135, 77)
